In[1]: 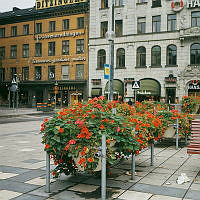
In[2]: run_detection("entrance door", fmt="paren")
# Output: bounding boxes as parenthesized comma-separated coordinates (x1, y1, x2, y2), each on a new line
(166, 87, 176, 104)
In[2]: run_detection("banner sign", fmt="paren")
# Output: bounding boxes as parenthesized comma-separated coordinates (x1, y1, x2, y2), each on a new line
(104, 64, 110, 80)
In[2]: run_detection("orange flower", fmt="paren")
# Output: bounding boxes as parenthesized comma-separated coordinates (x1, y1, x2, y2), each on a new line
(88, 157, 94, 163)
(45, 144, 51, 149)
(99, 124, 105, 129)
(78, 158, 86, 165)
(91, 114, 96, 119)
(59, 128, 65, 133)
(64, 144, 70, 151)
(68, 139, 76, 145)
(81, 151, 86, 156)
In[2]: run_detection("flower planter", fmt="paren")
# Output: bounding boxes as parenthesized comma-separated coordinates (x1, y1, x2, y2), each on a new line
(163, 126, 176, 138)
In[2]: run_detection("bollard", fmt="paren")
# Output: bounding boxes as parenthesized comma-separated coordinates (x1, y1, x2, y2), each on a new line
(46, 152, 50, 193)
(151, 143, 154, 166)
(176, 118, 179, 150)
(101, 134, 106, 200)
(131, 153, 136, 180)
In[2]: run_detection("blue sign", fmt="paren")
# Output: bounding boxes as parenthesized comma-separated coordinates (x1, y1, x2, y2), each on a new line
(104, 64, 110, 80)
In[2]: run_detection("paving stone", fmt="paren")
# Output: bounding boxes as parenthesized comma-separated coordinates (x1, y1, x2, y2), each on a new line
(149, 194, 183, 200)
(0, 190, 22, 200)
(0, 165, 30, 174)
(138, 177, 166, 186)
(118, 190, 152, 200)
(50, 190, 86, 200)
(184, 189, 200, 200)
(68, 184, 99, 193)
(129, 183, 186, 198)
(82, 177, 101, 186)
(152, 168, 175, 174)
(144, 172, 172, 180)
(13, 194, 46, 200)
(190, 183, 200, 190)
(25, 177, 55, 186)
(107, 179, 135, 190)
(0, 172, 18, 179)
(22, 159, 43, 164)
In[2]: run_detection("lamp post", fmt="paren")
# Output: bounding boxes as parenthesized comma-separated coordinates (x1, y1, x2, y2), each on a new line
(54, 81, 58, 110)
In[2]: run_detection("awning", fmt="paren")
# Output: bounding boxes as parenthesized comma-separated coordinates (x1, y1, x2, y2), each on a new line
(137, 79, 160, 96)
(91, 88, 102, 96)
(105, 80, 124, 96)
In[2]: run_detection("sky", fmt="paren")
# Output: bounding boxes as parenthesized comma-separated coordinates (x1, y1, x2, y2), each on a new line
(0, 0, 35, 12)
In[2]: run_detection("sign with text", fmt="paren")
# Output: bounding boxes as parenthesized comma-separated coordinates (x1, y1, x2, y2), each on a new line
(104, 64, 110, 80)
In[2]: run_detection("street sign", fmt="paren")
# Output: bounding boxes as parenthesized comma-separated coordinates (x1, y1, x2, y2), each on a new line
(132, 81, 140, 89)
(104, 64, 110, 80)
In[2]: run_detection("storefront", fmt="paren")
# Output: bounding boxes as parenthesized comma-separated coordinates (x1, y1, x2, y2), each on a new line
(188, 80, 200, 97)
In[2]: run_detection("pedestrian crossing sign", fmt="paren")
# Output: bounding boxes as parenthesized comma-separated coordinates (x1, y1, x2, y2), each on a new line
(132, 81, 140, 89)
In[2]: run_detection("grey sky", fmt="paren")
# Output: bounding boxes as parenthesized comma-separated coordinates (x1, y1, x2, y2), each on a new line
(0, 0, 35, 12)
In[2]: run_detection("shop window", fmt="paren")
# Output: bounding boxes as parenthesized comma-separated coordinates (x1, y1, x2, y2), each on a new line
(0, 46, 5, 59)
(11, 26, 17, 37)
(35, 66, 42, 80)
(63, 19, 69, 30)
(48, 42, 55, 56)
(0, 68, 5, 82)
(76, 64, 84, 80)
(77, 17, 84, 29)
(35, 43, 42, 57)
(62, 40, 69, 55)
(97, 49, 106, 69)
(192, 12, 200, 27)
(10, 67, 16, 80)
(166, 87, 176, 104)
(100, 21, 108, 38)
(22, 44, 29, 58)
(23, 24, 29, 35)
(48, 66, 55, 80)
(116, 48, 125, 68)
(152, 0, 161, 8)
(0, 28, 5, 38)
(191, 43, 200, 65)
(35, 23, 42, 34)
(152, 15, 161, 33)
(136, 46, 146, 67)
(49, 21, 56, 32)
(101, 0, 108, 8)
(137, 17, 146, 34)
(91, 79, 101, 85)
(166, 45, 177, 66)
(167, 14, 176, 31)
(151, 45, 161, 66)
(115, 0, 123, 6)
(115, 20, 123, 37)
(10, 45, 17, 59)
(62, 65, 69, 80)
(76, 39, 84, 54)
(22, 67, 29, 81)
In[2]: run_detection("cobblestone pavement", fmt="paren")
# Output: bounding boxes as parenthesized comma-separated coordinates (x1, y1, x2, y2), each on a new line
(0, 110, 200, 200)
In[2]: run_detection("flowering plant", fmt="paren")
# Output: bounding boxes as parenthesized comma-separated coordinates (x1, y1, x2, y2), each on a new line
(181, 96, 198, 113)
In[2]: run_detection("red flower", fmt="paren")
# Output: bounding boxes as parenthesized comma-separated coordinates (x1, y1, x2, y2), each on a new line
(88, 157, 94, 163)
(75, 119, 84, 125)
(64, 144, 70, 151)
(116, 127, 120, 132)
(52, 171, 57, 176)
(45, 144, 51, 149)
(81, 151, 86, 156)
(99, 124, 105, 129)
(78, 158, 86, 165)
(44, 118, 49, 122)
(91, 114, 96, 119)
(59, 128, 65, 133)
(68, 139, 76, 145)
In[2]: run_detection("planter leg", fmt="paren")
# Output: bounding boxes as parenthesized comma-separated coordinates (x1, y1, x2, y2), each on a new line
(131, 153, 136, 180)
(46, 152, 50, 193)
(176, 119, 179, 150)
(151, 143, 154, 166)
(101, 134, 106, 200)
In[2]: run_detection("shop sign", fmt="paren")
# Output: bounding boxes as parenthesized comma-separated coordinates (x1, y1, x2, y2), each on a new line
(137, 90, 151, 95)
(187, 0, 200, 8)
(188, 80, 200, 89)
(35, 31, 85, 40)
(165, 77, 177, 83)
(171, 0, 184, 12)
(36, 0, 87, 10)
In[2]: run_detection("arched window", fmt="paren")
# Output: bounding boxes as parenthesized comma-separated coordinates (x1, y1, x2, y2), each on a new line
(97, 49, 106, 69)
(136, 46, 146, 67)
(166, 45, 177, 66)
(101, 0, 108, 8)
(116, 48, 125, 68)
(191, 43, 200, 65)
(151, 46, 161, 66)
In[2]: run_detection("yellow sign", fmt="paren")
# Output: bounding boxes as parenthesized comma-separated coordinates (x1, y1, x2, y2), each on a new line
(35, 0, 87, 10)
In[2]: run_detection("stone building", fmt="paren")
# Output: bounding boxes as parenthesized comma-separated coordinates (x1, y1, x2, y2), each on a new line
(0, 0, 89, 107)
(89, 0, 200, 103)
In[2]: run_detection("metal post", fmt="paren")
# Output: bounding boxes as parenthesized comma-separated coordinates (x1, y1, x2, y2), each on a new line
(101, 134, 106, 200)
(8, 89, 11, 108)
(131, 153, 136, 180)
(176, 118, 179, 150)
(134, 89, 137, 103)
(46, 152, 50, 193)
(13, 92, 15, 109)
(16, 89, 19, 109)
(55, 93, 56, 110)
(151, 143, 154, 166)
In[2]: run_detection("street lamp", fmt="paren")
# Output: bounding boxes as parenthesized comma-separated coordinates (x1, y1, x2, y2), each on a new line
(54, 81, 58, 109)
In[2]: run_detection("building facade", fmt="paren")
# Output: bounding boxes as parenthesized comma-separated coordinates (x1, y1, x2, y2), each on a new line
(89, 0, 200, 103)
(0, 0, 89, 107)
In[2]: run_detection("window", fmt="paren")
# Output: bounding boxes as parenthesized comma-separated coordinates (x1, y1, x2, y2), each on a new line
(0, 28, 5, 38)
(137, 17, 146, 34)
(0, 68, 5, 82)
(168, 14, 176, 31)
(0, 47, 5, 59)
(22, 67, 29, 81)
(48, 42, 55, 56)
(35, 66, 42, 80)
(191, 43, 200, 65)
(35, 43, 42, 57)
(151, 46, 161, 66)
(136, 46, 146, 67)
(115, 0, 123, 6)
(11, 26, 17, 37)
(76, 39, 84, 54)
(10, 45, 17, 59)
(166, 87, 176, 104)
(49, 21, 56, 32)
(23, 24, 29, 35)
(22, 44, 29, 58)
(152, 0, 161, 8)
(91, 79, 101, 85)
(48, 66, 55, 80)
(152, 16, 161, 33)
(77, 17, 84, 29)
(35, 23, 42, 34)
(192, 12, 200, 27)
(11, 67, 16, 80)
(137, 0, 147, 3)
(100, 21, 108, 38)
(97, 49, 106, 69)
(166, 45, 177, 66)
(62, 65, 69, 80)
(62, 40, 69, 55)
(116, 48, 125, 68)
(76, 64, 84, 79)
(115, 20, 123, 37)
(101, 0, 108, 8)
(63, 19, 69, 30)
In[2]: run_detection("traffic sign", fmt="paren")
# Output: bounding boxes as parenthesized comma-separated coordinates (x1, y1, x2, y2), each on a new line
(132, 81, 140, 89)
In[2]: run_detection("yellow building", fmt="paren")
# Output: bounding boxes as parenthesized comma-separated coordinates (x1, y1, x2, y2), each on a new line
(0, 0, 89, 107)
